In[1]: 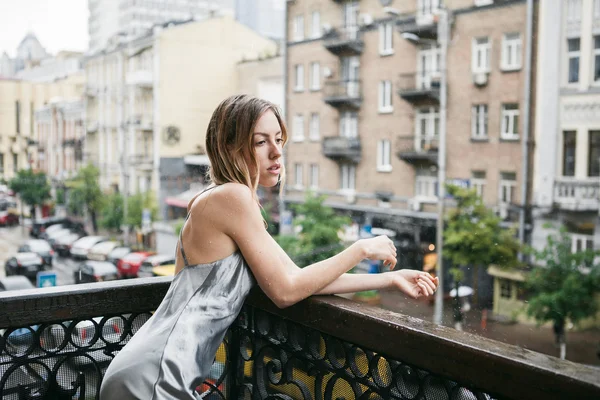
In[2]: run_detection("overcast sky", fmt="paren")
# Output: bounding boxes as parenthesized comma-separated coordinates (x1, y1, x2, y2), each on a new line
(0, 0, 88, 56)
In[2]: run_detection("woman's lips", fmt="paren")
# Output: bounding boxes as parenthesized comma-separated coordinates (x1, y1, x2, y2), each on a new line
(267, 166, 281, 175)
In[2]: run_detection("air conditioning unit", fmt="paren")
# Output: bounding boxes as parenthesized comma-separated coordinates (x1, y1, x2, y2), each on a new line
(496, 204, 508, 219)
(323, 67, 333, 78)
(359, 13, 374, 27)
(322, 23, 333, 35)
(346, 192, 357, 204)
(473, 72, 489, 86)
(410, 198, 422, 212)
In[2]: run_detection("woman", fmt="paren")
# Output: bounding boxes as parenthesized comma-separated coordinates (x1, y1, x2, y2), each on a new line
(99, 95, 438, 400)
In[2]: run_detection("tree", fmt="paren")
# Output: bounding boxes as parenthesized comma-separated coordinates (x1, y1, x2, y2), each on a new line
(275, 192, 351, 266)
(525, 226, 600, 360)
(100, 192, 124, 233)
(9, 169, 51, 222)
(443, 184, 522, 317)
(67, 164, 103, 233)
(126, 191, 158, 230)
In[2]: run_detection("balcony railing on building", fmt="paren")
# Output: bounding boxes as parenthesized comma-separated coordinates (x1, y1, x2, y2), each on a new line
(86, 121, 99, 134)
(396, 135, 439, 165)
(323, 26, 364, 55)
(1, 279, 598, 400)
(554, 177, 600, 211)
(129, 153, 153, 171)
(322, 136, 361, 163)
(129, 114, 153, 131)
(397, 71, 440, 103)
(397, 7, 440, 40)
(323, 80, 362, 109)
(126, 70, 153, 88)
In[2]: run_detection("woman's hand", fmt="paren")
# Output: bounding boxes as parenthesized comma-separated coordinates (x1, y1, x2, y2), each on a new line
(389, 270, 439, 299)
(358, 235, 397, 270)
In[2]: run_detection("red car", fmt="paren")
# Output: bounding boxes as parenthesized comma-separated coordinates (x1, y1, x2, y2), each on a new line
(117, 251, 155, 278)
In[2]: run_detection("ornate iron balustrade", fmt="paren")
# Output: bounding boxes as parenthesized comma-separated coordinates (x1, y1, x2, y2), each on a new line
(1, 278, 599, 399)
(554, 177, 600, 211)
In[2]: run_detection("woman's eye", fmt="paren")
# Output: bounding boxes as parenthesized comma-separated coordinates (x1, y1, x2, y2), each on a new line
(256, 141, 266, 146)
(276, 138, 284, 144)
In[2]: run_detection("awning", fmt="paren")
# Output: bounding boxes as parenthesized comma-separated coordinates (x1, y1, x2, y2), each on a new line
(183, 155, 210, 166)
(165, 185, 205, 209)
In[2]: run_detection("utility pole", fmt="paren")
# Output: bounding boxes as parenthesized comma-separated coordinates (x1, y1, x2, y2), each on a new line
(433, 7, 449, 326)
(278, 0, 289, 235)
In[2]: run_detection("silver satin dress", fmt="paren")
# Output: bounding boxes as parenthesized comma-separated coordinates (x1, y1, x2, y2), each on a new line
(99, 209, 255, 399)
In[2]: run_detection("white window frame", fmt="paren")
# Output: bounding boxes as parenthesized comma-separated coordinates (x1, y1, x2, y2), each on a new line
(309, 113, 320, 141)
(471, 104, 488, 139)
(417, 0, 440, 24)
(417, 45, 441, 89)
(415, 107, 439, 151)
(293, 15, 304, 41)
(378, 80, 393, 113)
(415, 174, 438, 200)
(571, 233, 594, 253)
(293, 114, 305, 142)
(294, 64, 304, 91)
(471, 172, 486, 198)
(595, 0, 600, 18)
(567, 38, 580, 84)
(566, 0, 582, 22)
(294, 163, 304, 188)
(340, 111, 358, 138)
(472, 37, 491, 74)
(377, 139, 392, 172)
(499, 173, 516, 204)
(340, 164, 356, 192)
(310, 163, 319, 189)
(310, 62, 320, 91)
(501, 32, 522, 71)
(500, 104, 520, 140)
(475, 0, 494, 6)
(379, 22, 394, 56)
(310, 11, 321, 39)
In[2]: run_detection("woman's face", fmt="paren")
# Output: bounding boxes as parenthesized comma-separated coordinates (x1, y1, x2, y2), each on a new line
(252, 109, 283, 188)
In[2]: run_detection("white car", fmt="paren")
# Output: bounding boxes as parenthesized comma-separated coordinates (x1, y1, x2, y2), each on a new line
(69, 236, 106, 260)
(87, 241, 121, 261)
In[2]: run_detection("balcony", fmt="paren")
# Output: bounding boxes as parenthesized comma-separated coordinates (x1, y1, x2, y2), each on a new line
(323, 26, 364, 55)
(0, 279, 598, 399)
(554, 177, 600, 211)
(396, 135, 439, 165)
(322, 136, 361, 163)
(129, 153, 153, 171)
(397, 72, 440, 104)
(397, 10, 439, 41)
(126, 70, 153, 88)
(323, 81, 362, 109)
(130, 114, 153, 131)
(86, 120, 99, 134)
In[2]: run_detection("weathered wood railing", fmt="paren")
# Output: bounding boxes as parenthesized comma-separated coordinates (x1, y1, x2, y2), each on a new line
(1, 278, 599, 399)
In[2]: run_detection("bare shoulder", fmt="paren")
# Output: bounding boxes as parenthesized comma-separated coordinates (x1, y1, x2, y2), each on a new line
(188, 183, 260, 225)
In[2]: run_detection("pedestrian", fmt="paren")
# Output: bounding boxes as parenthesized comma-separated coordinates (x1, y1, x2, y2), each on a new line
(99, 94, 439, 400)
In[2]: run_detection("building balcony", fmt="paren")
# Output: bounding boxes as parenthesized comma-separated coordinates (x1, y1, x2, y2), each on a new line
(397, 11, 439, 41)
(130, 153, 153, 171)
(322, 136, 361, 163)
(323, 26, 364, 55)
(397, 72, 440, 104)
(130, 114, 153, 131)
(323, 81, 362, 109)
(86, 121, 99, 134)
(126, 70, 153, 88)
(85, 85, 99, 97)
(396, 135, 439, 165)
(0, 279, 598, 399)
(554, 177, 600, 211)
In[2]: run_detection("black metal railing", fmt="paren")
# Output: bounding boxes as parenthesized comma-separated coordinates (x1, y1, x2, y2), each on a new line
(323, 26, 364, 55)
(322, 136, 361, 163)
(1, 279, 599, 399)
(397, 72, 441, 103)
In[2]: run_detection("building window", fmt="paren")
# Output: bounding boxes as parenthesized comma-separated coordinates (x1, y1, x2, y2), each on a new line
(501, 33, 522, 71)
(377, 140, 392, 172)
(472, 37, 491, 73)
(12, 154, 18, 173)
(15, 101, 21, 134)
(340, 164, 356, 191)
(379, 22, 394, 56)
(416, 107, 439, 150)
(500, 104, 519, 140)
(310, 62, 320, 90)
(499, 172, 516, 204)
(417, 0, 440, 22)
(499, 279, 512, 299)
(567, 38, 580, 84)
(310, 163, 319, 189)
(294, 163, 303, 188)
(418, 45, 440, 89)
(471, 104, 488, 139)
(309, 113, 320, 141)
(340, 111, 358, 138)
(415, 168, 438, 199)
(475, 0, 494, 6)
(472, 170, 486, 198)
(293, 15, 304, 41)
(378, 80, 393, 113)
(566, 0, 582, 21)
(563, 131, 576, 177)
(0, 153, 4, 173)
(293, 114, 304, 142)
(571, 234, 594, 253)
(594, 36, 600, 83)
(311, 11, 321, 39)
(294, 64, 304, 91)
(595, 0, 600, 17)
(589, 130, 600, 177)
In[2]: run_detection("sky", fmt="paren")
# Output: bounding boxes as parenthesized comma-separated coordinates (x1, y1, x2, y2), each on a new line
(0, 0, 88, 57)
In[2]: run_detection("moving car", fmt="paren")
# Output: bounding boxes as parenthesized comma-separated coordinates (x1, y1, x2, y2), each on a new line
(118, 251, 155, 278)
(137, 255, 176, 278)
(74, 261, 119, 284)
(70, 236, 107, 260)
(87, 241, 121, 261)
(18, 240, 54, 266)
(4, 253, 45, 279)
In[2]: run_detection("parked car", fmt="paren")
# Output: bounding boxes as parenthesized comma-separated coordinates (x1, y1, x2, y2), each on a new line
(152, 264, 176, 277)
(18, 240, 54, 266)
(87, 241, 121, 261)
(39, 224, 65, 240)
(53, 233, 82, 257)
(0, 276, 36, 291)
(0, 198, 19, 226)
(74, 261, 119, 284)
(45, 228, 74, 248)
(30, 217, 86, 238)
(118, 251, 155, 278)
(138, 255, 176, 278)
(4, 253, 45, 279)
(107, 246, 132, 268)
(70, 236, 107, 260)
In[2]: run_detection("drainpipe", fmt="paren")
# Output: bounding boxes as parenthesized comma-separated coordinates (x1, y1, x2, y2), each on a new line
(278, 0, 288, 235)
(518, 0, 534, 259)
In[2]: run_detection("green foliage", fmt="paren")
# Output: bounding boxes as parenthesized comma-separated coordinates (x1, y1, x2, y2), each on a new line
(8, 169, 52, 217)
(126, 191, 158, 229)
(525, 227, 600, 329)
(67, 188, 86, 216)
(275, 192, 351, 266)
(261, 203, 279, 236)
(174, 218, 185, 236)
(67, 163, 103, 214)
(55, 187, 66, 205)
(100, 192, 124, 232)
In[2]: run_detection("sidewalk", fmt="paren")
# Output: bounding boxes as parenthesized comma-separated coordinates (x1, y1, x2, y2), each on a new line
(377, 289, 600, 367)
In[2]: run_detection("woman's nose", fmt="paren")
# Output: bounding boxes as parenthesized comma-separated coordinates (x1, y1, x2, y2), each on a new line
(271, 143, 282, 158)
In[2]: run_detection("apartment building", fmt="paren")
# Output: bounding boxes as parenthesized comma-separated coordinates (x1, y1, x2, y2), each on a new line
(284, 0, 533, 269)
(84, 16, 279, 218)
(532, 0, 600, 252)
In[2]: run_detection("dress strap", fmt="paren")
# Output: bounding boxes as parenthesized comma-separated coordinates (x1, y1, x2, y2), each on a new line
(178, 185, 218, 267)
